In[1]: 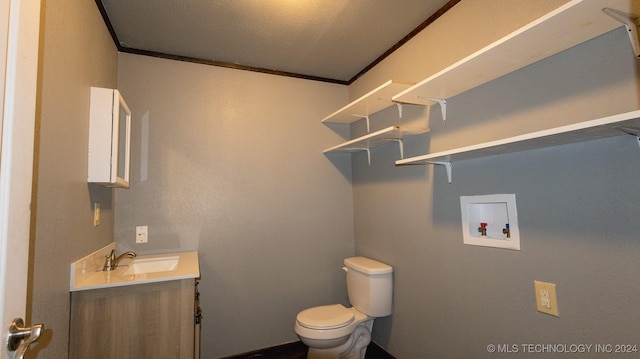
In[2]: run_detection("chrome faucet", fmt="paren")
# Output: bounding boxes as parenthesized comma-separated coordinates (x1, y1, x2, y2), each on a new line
(103, 249, 137, 271)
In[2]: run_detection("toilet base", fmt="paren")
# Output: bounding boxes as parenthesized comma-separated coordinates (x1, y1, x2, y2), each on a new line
(304, 322, 372, 359)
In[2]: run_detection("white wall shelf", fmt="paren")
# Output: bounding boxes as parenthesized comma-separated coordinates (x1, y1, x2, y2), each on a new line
(324, 126, 430, 165)
(392, 0, 636, 120)
(321, 80, 413, 130)
(396, 110, 640, 183)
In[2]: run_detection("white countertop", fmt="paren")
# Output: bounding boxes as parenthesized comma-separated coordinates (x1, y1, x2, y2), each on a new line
(70, 244, 200, 291)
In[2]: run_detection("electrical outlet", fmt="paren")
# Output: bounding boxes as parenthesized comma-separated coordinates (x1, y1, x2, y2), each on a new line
(93, 203, 101, 226)
(534, 280, 559, 317)
(136, 225, 148, 243)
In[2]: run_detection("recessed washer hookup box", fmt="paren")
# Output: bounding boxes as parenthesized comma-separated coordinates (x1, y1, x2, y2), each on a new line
(460, 194, 520, 251)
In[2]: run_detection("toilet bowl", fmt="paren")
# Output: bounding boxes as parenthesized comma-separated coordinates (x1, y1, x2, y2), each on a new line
(294, 257, 393, 359)
(295, 304, 373, 359)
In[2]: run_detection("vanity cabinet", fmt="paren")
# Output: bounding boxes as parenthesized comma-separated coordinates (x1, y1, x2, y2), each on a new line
(69, 279, 197, 359)
(88, 87, 131, 188)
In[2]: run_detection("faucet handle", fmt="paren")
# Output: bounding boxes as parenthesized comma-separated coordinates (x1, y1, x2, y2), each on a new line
(103, 253, 114, 271)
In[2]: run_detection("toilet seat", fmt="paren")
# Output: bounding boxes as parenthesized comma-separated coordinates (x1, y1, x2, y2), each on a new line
(296, 304, 354, 330)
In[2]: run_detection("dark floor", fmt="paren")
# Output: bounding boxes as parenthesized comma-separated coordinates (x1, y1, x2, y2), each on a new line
(220, 341, 395, 359)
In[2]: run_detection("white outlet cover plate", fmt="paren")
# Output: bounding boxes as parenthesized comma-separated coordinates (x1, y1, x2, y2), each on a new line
(136, 225, 148, 243)
(460, 194, 520, 250)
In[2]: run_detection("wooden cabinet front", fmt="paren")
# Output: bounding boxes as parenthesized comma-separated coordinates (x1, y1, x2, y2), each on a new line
(70, 279, 195, 359)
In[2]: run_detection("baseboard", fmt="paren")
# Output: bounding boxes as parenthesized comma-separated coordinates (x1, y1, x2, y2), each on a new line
(367, 341, 396, 359)
(218, 341, 307, 359)
(219, 340, 395, 359)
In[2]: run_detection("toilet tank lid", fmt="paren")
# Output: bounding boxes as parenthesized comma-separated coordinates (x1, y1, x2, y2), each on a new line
(344, 257, 393, 274)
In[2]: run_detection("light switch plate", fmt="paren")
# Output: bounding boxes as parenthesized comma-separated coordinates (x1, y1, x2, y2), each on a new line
(534, 280, 559, 317)
(93, 203, 100, 226)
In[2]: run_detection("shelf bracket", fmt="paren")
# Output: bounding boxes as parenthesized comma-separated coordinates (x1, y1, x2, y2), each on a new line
(617, 126, 640, 151)
(349, 148, 372, 165)
(349, 115, 371, 132)
(429, 161, 452, 183)
(388, 139, 405, 159)
(602, 7, 640, 59)
(420, 97, 447, 122)
(396, 103, 403, 119)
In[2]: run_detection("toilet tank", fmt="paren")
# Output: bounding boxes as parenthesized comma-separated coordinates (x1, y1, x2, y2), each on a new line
(343, 256, 393, 317)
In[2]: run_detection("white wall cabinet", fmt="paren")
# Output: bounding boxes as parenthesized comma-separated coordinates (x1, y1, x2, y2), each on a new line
(88, 87, 131, 188)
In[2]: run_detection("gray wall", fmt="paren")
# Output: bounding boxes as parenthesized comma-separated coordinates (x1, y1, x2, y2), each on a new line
(28, 0, 637, 358)
(38, 0, 640, 358)
(116, 2, 640, 358)
(352, 25, 640, 359)
(29, 0, 119, 357)
(115, 53, 355, 357)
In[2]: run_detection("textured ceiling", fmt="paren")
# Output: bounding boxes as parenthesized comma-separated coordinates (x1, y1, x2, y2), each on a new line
(98, 0, 456, 83)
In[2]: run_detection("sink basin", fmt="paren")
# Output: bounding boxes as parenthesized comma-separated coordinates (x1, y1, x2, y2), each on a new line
(71, 248, 199, 291)
(122, 256, 180, 275)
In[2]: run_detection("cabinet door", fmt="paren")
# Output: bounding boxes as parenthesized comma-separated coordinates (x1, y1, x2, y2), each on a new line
(112, 89, 131, 187)
(70, 280, 195, 359)
(88, 87, 131, 188)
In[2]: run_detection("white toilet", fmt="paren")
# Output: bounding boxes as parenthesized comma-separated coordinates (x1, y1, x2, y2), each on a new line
(294, 256, 393, 359)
